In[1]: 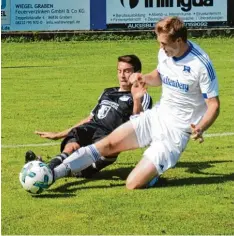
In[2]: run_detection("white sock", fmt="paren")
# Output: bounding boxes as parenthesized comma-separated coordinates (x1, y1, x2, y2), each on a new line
(53, 145, 101, 180)
(53, 163, 70, 180)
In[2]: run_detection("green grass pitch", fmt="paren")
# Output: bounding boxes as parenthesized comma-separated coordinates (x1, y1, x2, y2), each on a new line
(1, 38, 234, 235)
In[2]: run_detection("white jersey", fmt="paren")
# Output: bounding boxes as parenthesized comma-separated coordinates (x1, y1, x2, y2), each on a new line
(156, 40, 219, 132)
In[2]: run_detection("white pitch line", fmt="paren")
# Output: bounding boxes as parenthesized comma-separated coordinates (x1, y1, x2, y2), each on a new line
(1, 142, 60, 149)
(1, 132, 234, 149)
(203, 132, 234, 137)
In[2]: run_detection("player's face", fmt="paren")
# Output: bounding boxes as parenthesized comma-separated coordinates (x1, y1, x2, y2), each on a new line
(117, 62, 134, 90)
(157, 33, 182, 57)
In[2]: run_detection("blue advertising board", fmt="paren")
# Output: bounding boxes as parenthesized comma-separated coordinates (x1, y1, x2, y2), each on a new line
(2, 0, 90, 31)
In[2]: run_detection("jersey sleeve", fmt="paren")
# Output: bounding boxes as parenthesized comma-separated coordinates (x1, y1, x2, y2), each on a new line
(199, 65, 219, 99)
(141, 93, 153, 110)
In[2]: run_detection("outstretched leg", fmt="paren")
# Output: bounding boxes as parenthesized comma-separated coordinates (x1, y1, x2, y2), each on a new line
(53, 121, 140, 180)
(95, 121, 140, 156)
(48, 142, 80, 170)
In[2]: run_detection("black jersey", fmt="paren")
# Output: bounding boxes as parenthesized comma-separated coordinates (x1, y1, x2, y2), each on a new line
(90, 87, 152, 132)
(60, 87, 152, 175)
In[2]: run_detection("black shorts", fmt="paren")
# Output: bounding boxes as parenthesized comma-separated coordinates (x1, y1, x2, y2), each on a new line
(60, 123, 109, 151)
(60, 123, 118, 178)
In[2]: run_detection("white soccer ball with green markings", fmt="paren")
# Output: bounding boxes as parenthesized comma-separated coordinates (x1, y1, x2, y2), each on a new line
(19, 161, 53, 194)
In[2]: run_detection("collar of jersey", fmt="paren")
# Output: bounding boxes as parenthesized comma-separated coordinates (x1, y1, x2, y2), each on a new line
(172, 41, 193, 62)
(118, 87, 130, 92)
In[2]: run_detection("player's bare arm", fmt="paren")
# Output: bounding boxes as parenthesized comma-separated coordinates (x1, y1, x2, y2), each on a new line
(129, 70, 161, 87)
(191, 96, 220, 143)
(35, 115, 93, 140)
(142, 69, 162, 87)
(131, 80, 147, 114)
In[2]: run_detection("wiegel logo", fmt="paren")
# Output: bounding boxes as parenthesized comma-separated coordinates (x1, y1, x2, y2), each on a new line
(120, 0, 139, 9)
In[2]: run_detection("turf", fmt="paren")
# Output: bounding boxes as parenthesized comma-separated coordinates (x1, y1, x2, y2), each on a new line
(1, 38, 234, 235)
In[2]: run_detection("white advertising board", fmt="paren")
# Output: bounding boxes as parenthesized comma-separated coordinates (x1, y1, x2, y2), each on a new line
(2, 0, 90, 31)
(107, 0, 228, 29)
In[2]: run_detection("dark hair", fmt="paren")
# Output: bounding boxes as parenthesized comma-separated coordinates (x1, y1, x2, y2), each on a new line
(155, 16, 187, 42)
(118, 54, 142, 72)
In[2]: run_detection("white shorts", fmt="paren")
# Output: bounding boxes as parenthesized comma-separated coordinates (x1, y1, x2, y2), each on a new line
(130, 106, 190, 175)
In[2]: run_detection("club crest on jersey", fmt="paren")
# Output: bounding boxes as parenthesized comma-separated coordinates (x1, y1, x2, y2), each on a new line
(97, 105, 111, 119)
(119, 95, 130, 102)
(183, 65, 191, 75)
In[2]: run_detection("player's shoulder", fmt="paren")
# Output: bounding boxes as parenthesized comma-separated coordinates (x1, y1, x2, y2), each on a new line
(189, 41, 212, 63)
(103, 87, 119, 93)
(188, 41, 217, 81)
(97, 87, 119, 101)
(188, 40, 215, 73)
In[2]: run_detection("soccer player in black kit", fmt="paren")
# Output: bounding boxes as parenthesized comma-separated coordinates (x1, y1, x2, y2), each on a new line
(26, 55, 152, 178)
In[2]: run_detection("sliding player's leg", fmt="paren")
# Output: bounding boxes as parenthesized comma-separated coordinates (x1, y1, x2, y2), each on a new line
(52, 109, 155, 183)
(43, 125, 96, 171)
(25, 134, 81, 169)
(125, 142, 166, 189)
(125, 122, 191, 189)
(74, 155, 118, 178)
(126, 158, 158, 189)
(48, 139, 80, 170)
(53, 121, 140, 180)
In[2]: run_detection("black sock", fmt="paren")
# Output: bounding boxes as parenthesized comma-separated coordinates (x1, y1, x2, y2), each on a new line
(48, 152, 69, 170)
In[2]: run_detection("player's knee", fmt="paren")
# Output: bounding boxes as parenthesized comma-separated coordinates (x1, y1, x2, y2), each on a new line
(103, 138, 116, 153)
(107, 141, 115, 152)
(63, 142, 79, 154)
(125, 179, 142, 190)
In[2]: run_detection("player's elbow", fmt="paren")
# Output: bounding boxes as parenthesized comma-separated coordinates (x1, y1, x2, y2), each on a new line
(213, 98, 220, 118)
(216, 105, 220, 118)
(208, 96, 220, 118)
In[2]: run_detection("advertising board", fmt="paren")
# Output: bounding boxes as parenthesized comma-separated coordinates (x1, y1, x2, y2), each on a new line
(106, 0, 228, 29)
(1, 0, 11, 26)
(1, 0, 90, 31)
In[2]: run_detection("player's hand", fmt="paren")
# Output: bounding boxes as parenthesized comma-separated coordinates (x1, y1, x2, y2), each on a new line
(131, 80, 147, 99)
(190, 124, 204, 143)
(35, 131, 60, 140)
(129, 73, 145, 85)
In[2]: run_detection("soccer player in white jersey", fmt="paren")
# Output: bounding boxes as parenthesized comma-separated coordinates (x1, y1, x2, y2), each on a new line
(50, 16, 220, 190)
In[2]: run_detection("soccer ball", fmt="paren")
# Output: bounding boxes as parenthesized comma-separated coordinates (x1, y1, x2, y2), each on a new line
(19, 161, 53, 194)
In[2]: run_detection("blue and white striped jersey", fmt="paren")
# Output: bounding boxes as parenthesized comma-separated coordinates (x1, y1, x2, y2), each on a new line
(157, 40, 219, 132)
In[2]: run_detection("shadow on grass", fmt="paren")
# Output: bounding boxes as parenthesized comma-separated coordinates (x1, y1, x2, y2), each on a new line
(32, 193, 76, 198)
(48, 166, 133, 194)
(159, 173, 234, 187)
(176, 160, 233, 175)
(159, 160, 234, 187)
(39, 160, 234, 196)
